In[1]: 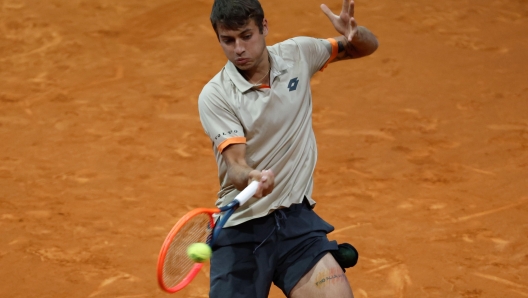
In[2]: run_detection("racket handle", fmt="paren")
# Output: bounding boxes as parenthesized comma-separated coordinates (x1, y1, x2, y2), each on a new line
(235, 180, 259, 206)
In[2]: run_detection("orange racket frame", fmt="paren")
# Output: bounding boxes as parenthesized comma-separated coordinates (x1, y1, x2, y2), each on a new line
(157, 208, 219, 293)
(156, 181, 259, 293)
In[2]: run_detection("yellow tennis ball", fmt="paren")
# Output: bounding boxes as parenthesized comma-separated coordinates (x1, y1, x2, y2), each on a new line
(187, 243, 212, 263)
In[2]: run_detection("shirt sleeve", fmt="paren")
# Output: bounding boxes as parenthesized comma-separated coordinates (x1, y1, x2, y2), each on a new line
(320, 38, 339, 71)
(198, 84, 246, 153)
(291, 37, 338, 76)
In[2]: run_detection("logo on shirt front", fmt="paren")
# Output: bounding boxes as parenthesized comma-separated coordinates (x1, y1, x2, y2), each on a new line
(288, 77, 299, 92)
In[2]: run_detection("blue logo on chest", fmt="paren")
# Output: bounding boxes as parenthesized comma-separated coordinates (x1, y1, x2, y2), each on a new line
(288, 77, 299, 91)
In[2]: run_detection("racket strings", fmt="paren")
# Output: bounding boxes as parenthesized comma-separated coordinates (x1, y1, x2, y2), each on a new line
(162, 213, 212, 288)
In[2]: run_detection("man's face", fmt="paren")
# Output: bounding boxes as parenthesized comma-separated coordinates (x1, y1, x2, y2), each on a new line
(216, 19, 268, 71)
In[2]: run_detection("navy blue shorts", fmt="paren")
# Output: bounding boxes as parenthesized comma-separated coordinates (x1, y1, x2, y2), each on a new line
(209, 199, 338, 298)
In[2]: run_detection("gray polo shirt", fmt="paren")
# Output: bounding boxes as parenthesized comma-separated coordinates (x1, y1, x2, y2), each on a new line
(198, 36, 338, 227)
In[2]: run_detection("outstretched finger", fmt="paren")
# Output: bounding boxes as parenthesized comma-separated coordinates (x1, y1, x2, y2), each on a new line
(349, 0, 355, 17)
(347, 17, 358, 42)
(320, 4, 335, 20)
(342, 0, 349, 13)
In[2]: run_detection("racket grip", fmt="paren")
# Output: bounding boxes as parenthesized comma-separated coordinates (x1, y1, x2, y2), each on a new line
(235, 180, 259, 206)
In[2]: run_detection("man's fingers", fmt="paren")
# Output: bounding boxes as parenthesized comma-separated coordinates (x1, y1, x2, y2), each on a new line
(261, 170, 273, 182)
(347, 18, 358, 42)
(320, 4, 335, 20)
(349, 0, 355, 17)
(264, 169, 274, 181)
(342, 0, 349, 13)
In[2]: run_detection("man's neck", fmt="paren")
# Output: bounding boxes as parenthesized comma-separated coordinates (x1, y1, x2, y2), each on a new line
(240, 51, 271, 86)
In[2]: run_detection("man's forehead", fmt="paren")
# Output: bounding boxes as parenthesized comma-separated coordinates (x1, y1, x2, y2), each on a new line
(217, 19, 258, 36)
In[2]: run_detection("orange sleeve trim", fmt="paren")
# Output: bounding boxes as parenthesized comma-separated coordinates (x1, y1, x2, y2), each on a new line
(218, 136, 246, 153)
(320, 38, 339, 72)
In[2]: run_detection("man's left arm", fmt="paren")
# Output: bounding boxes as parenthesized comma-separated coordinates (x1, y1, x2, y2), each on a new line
(321, 0, 379, 61)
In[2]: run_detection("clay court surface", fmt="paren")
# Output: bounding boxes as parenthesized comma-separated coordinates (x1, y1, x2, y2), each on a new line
(1, 0, 527, 297)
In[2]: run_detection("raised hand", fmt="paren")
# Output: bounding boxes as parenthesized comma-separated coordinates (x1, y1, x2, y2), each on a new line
(320, 0, 358, 43)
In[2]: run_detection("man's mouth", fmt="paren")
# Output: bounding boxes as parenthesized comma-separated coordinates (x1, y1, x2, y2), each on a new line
(236, 58, 249, 64)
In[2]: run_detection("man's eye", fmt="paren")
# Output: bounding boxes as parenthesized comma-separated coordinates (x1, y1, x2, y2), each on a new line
(243, 35, 252, 40)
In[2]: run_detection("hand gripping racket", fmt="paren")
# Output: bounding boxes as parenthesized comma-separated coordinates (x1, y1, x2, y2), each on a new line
(157, 181, 259, 293)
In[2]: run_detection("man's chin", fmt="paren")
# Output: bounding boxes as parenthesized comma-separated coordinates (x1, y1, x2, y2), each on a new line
(235, 65, 251, 71)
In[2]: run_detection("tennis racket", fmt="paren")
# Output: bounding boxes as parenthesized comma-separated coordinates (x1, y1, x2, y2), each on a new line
(157, 180, 259, 293)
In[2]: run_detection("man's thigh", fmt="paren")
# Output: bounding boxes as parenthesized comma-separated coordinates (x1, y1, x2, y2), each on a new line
(289, 253, 354, 298)
(209, 243, 274, 298)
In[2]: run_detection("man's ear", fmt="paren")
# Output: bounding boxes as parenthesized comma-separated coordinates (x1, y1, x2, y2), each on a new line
(262, 18, 269, 36)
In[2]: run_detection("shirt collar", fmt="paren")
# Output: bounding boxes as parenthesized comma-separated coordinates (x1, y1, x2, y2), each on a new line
(224, 50, 292, 93)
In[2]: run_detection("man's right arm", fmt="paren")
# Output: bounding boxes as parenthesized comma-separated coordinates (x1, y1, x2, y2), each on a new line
(222, 144, 275, 198)
(198, 85, 275, 197)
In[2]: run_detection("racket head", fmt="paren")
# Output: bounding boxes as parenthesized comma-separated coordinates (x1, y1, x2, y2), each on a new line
(157, 208, 219, 293)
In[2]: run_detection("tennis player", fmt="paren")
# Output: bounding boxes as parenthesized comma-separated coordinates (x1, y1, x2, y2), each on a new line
(198, 0, 378, 297)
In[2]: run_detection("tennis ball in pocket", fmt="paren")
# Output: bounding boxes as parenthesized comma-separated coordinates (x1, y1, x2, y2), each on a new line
(187, 243, 212, 262)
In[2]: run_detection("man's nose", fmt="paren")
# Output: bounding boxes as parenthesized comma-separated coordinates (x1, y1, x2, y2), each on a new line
(235, 39, 244, 55)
